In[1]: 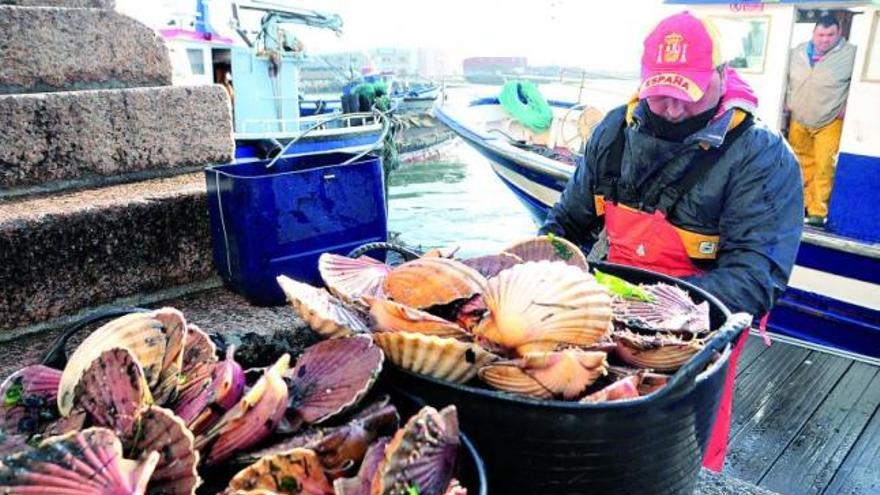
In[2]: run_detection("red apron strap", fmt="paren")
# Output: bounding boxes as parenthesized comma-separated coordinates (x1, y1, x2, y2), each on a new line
(757, 312, 772, 347)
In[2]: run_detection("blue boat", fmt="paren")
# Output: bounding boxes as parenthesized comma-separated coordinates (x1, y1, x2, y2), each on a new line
(436, 1, 880, 360)
(159, 0, 386, 161)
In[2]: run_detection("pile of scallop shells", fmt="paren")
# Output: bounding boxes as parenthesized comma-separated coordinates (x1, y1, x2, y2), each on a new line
(0, 309, 468, 495)
(280, 235, 714, 404)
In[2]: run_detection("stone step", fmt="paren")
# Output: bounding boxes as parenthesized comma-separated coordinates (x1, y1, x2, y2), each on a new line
(0, 0, 112, 7)
(0, 6, 169, 94)
(0, 85, 233, 198)
(0, 172, 218, 333)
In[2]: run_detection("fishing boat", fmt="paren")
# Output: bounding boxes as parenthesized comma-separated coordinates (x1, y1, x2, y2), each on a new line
(159, 0, 385, 161)
(436, 0, 880, 360)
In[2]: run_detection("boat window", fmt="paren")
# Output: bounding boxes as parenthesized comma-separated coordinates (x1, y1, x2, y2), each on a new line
(187, 48, 206, 76)
(864, 11, 880, 81)
(707, 16, 770, 73)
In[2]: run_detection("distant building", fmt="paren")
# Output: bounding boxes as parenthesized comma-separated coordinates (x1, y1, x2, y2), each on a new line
(462, 57, 528, 84)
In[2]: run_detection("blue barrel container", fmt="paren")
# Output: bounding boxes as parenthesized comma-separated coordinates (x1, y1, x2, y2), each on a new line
(205, 152, 387, 305)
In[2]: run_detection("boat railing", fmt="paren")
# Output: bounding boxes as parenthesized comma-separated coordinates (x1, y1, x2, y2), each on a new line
(240, 112, 381, 135)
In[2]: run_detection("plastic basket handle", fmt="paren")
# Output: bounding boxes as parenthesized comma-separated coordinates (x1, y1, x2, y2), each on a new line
(347, 241, 422, 262)
(41, 306, 149, 369)
(661, 312, 753, 393)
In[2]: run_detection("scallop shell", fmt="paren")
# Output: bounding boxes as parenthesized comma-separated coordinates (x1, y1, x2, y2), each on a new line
(133, 406, 201, 495)
(175, 346, 245, 435)
(278, 275, 369, 338)
(57, 309, 185, 416)
(239, 399, 398, 476)
(461, 252, 523, 279)
(0, 427, 160, 494)
(580, 375, 641, 403)
(286, 335, 383, 427)
(373, 332, 498, 384)
(475, 260, 612, 355)
(384, 257, 488, 309)
(181, 324, 218, 376)
(319, 253, 391, 303)
(478, 350, 608, 400)
(226, 448, 333, 495)
(502, 235, 588, 270)
(333, 437, 389, 495)
(0, 365, 62, 436)
(613, 283, 711, 334)
(370, 405, 460, 495)
(75, 348, 150, 440)
(614, 330, 703, 372)
(363, 296, 471, 340)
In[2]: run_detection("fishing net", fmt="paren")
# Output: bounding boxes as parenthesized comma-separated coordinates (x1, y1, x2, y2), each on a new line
(499, 80, 553, 132)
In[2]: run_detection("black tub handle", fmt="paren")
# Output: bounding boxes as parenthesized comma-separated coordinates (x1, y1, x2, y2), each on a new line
(347, 242, 422, 262)
(41, 306, 149, 369)
(661, 312, 752, 394)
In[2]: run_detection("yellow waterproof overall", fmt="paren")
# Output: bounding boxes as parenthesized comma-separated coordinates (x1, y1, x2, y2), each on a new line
(788, 118, 843, 218)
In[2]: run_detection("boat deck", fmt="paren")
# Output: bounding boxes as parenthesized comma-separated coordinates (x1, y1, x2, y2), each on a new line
(726, 334, 880, 494)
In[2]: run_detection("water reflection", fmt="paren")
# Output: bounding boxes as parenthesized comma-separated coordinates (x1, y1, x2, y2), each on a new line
(387, 141, 538, 258)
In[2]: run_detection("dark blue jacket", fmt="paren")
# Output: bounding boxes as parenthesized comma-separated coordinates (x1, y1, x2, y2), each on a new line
(540, 103, 803, 316)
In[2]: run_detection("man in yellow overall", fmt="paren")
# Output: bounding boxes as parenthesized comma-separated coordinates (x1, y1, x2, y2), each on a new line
(786, 14, 856, 227)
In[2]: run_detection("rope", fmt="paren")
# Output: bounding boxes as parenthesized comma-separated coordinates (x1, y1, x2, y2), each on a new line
(498, 80, 553, 132)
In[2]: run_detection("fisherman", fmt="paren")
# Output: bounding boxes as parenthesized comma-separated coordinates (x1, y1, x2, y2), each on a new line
(539, 11, 803, 471)
(786, 14, 856, 227)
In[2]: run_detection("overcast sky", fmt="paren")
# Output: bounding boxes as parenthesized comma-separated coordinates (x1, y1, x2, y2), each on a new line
(117, 0, 674, 71)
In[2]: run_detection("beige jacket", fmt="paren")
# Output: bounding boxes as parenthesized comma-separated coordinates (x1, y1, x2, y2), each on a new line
(786, 39, 856, 129)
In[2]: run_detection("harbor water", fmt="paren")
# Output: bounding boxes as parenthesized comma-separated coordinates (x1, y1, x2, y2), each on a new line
(387, 141, 538, 257)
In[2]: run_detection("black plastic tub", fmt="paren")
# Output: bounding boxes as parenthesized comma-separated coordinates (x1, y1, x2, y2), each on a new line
(384, 261, 751, 495)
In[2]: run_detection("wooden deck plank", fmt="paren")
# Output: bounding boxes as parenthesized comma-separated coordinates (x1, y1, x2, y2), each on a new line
(822, 374, 880, 495)
(724, 350, 852, 483)
(737, 335, 772, 378)
(730, 341, 811, 438)
(759, 362, 880, 495)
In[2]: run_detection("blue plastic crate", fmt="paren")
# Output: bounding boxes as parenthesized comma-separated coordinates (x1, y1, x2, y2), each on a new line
(205, 152, 387, 305)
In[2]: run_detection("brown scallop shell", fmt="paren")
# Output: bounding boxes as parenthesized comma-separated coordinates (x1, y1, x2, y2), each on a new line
(580, 375, 642, 403)
(134, 406, 201, 495)
(613, 330, 703, 372)
(478, 350, 608, 400)
(502, 235, 588, 270)
(226, 448, 333, 495)
(333, 436, 390, 495)
(475, 260, 612, 355)
(383, 257, 488, 309)
(181, 324, 218, 376)
(363, 295, 471, 340)
(373, 332, 497, 384)
(612, 282, 711, 334)
(278, 275, 369, 338)
(319, 253, 391, 303)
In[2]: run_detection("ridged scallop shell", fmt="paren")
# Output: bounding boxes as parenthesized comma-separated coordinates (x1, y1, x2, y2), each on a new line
(363, 296, 471, 340)
(134, 406, 201, 495)
(333, 437, 389, 495)
(373, 332, 497, 384)
(181, 324, 218, 376)
(226, 448, 333, 495)
(370, 405, 460, 495)
(75, 348, 150, 440)
(319, 253, 390, 303)
(614, 330, 703, 372)
(502, 235, 588, 270)
(175, 346, 245, 435)
(286, 335, 384, 426)
(57, 309, 186, 416)
(0, 427, 160, 494)
(478, 350, 608, 400)
(278, 275, 368, 338)
(0, 365, 62, 436)
(462, 252, 522, 278)
(384, 257, 487, 309)
(475, 260, 612, 355)
(613, 283, 711, 334)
